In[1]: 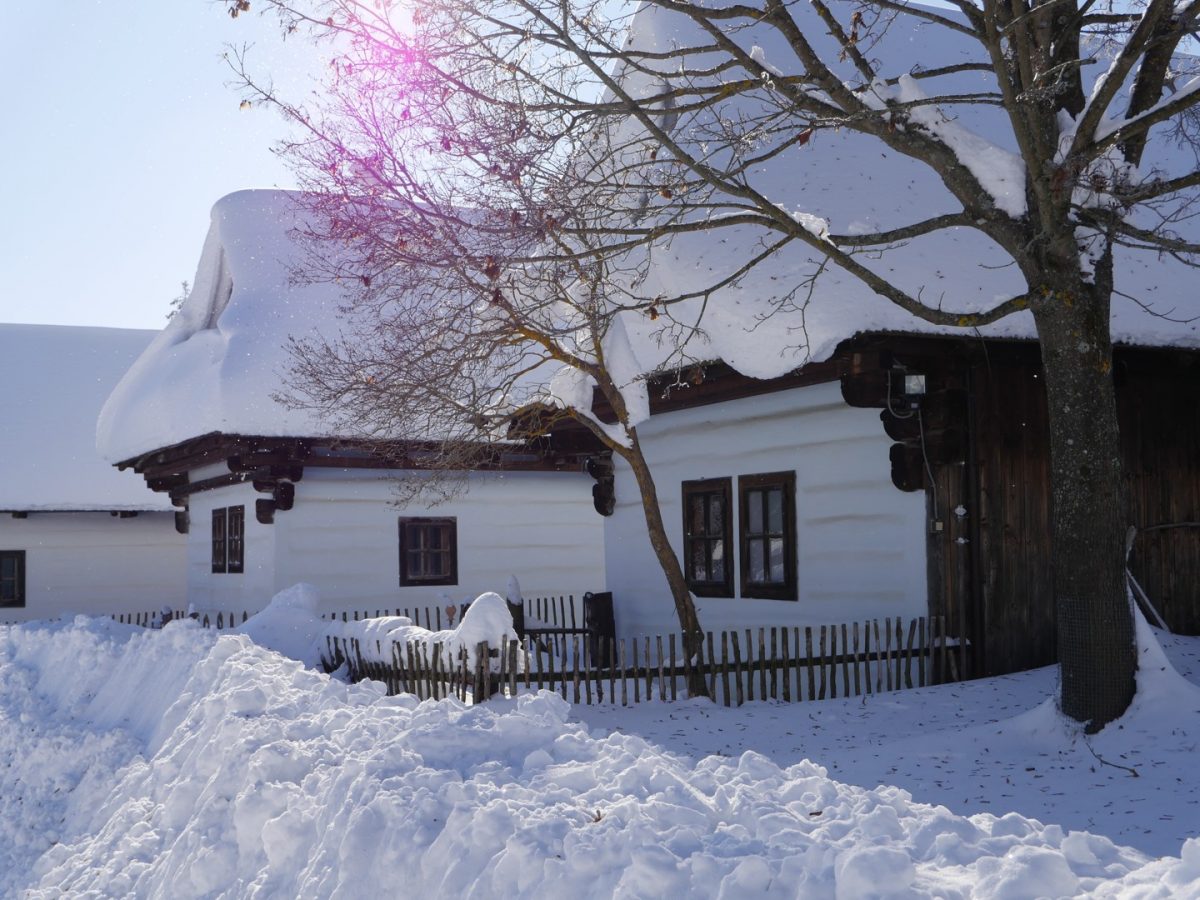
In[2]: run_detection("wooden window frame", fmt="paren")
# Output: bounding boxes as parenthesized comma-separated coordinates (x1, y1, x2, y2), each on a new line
(211, 506, 245, 575)
(0, 550, 25, 608)
(738, 471, 798, 601)
(681, 477, 734, 597)
(227, 506, 245, 574)
(211, 508, 227, 574)
(398, 517, 458, 587)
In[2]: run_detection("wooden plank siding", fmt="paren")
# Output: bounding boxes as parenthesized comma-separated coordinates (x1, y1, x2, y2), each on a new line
(844, 336, 1200, 677)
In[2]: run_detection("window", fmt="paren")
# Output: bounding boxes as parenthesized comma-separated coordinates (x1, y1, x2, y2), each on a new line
(682, 478, 733, 596)
(739, 471, 797, 600)
(211, 506, 245, 574)
(399, 517, 457, 586)
(0, 551, 24, 607)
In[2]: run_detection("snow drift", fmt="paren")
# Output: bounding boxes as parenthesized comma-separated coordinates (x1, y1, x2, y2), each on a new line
(0, 615, 1197, 898)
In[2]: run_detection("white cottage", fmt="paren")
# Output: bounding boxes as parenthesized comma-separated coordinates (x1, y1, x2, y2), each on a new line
(583, 0, 1200, 673)
(0, 324, 186, 621)
(98, 191, 606, 617)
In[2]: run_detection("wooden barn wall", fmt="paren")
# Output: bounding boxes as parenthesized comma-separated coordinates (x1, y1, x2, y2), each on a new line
(972, 357, 1055, 676)
(1118, 356, 1200, 634)
(919, 344, 1200, 677)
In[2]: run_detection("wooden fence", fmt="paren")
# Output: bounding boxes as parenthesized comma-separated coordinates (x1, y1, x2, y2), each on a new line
(110, 610, 249, 629)
(323, 616, 964, 707)
(107, 595, 584, 633)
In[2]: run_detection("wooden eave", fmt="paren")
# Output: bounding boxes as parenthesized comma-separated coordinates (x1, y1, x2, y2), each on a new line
(118, 431, 599, 504)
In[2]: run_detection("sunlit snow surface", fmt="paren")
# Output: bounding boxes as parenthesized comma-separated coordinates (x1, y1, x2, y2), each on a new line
(0, 612, 1199, 898)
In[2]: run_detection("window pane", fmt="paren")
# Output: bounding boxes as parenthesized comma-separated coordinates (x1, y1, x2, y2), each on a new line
(748, 490, 763, 534)
(769, 538, 785, 582)
(0, 557, 13, 579)
(767, 489, 783, 534)
(690, 539, 708, 580)
(748, 539, 765, 582)
(431, 549, 449, 577)
(408, 549, 426, 578)
(688, 496, 706, 536)
(708, 494, 724, 536)
(711, 540, 725, 582)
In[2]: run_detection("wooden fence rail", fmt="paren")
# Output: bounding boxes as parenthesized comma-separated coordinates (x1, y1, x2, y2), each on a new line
(323, 616, 963, 707)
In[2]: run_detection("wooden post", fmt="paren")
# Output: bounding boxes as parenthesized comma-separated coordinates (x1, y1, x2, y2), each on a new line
(509, 639, 519, 699)
(644, 636, 653, 702)
(805, 627, 815, 701)
(571, 636, 581, 705)
(524, 637, 532, 691)
(700, 628, 710, 700)
(608, 638, 617, 705)
(656, 635, 666, 702)
(721, 631, 731, 707)
(873, 620, 884, 692)
(780, 627, 790, 703)
(669, 634, 678, 702)
(852, 623, 862, 697)
(632, 639, 640, 704)
(841, 624, 851, 697)
(817, 627, 827, 700)
(883, 618, 893, 691)
(496, 637, 507, 700)
(620, 639, 629, 706)
(731, 630, 744, 706)
(743, 629, 755, 703)
(828, 626, 837, 700)
(919, 617, 927, 687)
(758, 628, 768, 701)
(904, 619, 917, 689)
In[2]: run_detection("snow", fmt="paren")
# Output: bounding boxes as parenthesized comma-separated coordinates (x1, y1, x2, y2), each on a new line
(96, 190, 354, 464)
(236, 582, 327, 668)
(0, 606, 1199, 896)
(606, 2, 1200, 382)
(325, 589, 523, 671)
(0, 324, 171, 511)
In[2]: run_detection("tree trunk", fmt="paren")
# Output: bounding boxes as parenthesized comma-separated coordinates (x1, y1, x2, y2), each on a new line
(1034, 285, 1136, 730)
(622, 432, 710, 698)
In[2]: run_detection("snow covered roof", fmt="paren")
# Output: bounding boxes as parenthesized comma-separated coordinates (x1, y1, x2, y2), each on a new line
(609, 3, 1200, 381)
(0, 324, 172, 511)
(98, 191, 350, 464)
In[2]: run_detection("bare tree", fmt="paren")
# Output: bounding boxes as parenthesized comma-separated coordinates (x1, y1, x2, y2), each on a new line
(226, 0, 1200, 727)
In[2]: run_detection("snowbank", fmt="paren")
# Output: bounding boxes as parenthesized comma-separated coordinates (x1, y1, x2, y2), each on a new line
(325, 590, 522, 672)
(237, 584, 522, 673)
(236, 582, 327, 668)
(0, 615, 1198, 897)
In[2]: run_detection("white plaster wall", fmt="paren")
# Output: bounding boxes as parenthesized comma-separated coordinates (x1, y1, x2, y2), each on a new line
(605, 382, 928, 638)
(0, 512, 186, 622)
(185, 469, 605, 617)
(185, 482, 279, 614)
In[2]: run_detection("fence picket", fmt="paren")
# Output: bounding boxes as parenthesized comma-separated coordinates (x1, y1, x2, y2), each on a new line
(758, 628, 768, 701)
(744, 629, 755, 703)
(777, 628, 787, 702)
(731, 630, 744, 706)
(805, 627, 815, 701)
(841, 624, 851, 697)
(572, 635, 582, 706)
(818, 626, 827, 700)
(669, 634, 678, 702)
(721, 631, 731, 707)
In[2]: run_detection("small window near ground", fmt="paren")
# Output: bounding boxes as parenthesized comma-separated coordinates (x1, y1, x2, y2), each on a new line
(739, 471, 797, 601)
(682, 478, 733, 597)
(0, 550, 25, 607)
(211, 506, 245, 575)
(399, 517, 457, 586)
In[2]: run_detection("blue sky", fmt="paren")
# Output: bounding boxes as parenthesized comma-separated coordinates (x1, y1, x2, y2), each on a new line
(0, 4, 318, 330)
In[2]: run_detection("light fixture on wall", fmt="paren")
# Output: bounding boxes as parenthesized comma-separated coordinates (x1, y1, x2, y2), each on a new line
(903, 373, 926, 398)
